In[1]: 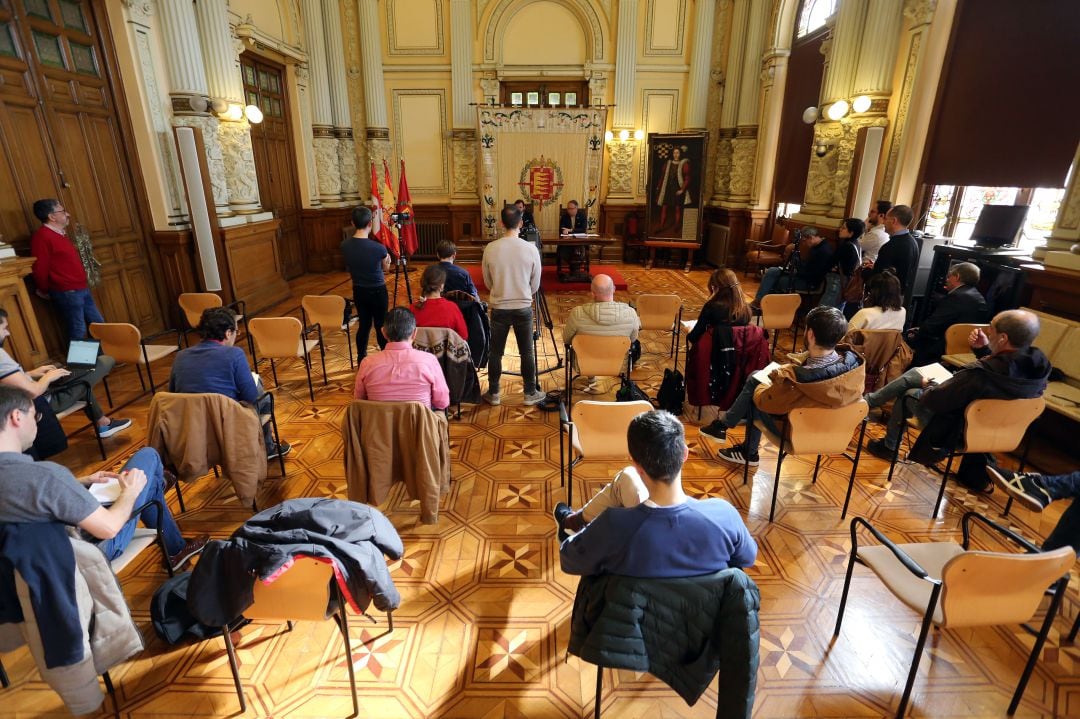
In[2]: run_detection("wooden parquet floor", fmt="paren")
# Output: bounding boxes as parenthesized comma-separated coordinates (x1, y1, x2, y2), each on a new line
(5, 263, 1080, 718)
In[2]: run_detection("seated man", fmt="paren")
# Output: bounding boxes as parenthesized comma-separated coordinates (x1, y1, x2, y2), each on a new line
(169, 307, 291, 459)
(563, 274, 640, 391)
(712, 306, 864, 466)
(0, 386, 206, 572)
(436, 240, 480, 300)
(0, 307, 130, 438)
(753, 228, 834, 305)
(905, 261, 989, 366)
(864, 310, 1049, 490)
(558, 410, 757, 577)
(514, 199, 536, 228)
(989, 467, 1080, 553)
(353, 307, 450, 410)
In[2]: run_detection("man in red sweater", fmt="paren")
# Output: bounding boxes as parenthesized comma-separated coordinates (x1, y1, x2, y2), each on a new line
(30, 199, 105, 343)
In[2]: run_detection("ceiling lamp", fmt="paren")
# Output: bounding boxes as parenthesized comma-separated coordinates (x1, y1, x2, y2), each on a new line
(826, 99, 849, 121)
(244, 104, 264, 124)
(851, 95, 872, 113)
(801, 106, 819, 124)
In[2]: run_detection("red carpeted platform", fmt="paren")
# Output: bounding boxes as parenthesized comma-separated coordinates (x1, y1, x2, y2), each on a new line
(467, 264, 627, 293)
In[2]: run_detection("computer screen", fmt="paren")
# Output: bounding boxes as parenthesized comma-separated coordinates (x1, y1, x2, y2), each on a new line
(66, 340, 100, 366)
(970, 204, 1029, 248)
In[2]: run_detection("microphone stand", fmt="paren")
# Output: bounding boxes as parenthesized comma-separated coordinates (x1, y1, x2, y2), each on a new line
(390, 220, 413, 305)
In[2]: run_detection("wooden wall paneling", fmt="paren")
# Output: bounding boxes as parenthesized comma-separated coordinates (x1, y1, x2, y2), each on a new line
(301, 207, 351, 273)
(449, 204, 480, 245)
(222, 218, 290, 314)
(1021, 265, 1080, 322)
(705, 206, 770, 267)
(150, 228, 198, 328)
(0, 257, 49, 368)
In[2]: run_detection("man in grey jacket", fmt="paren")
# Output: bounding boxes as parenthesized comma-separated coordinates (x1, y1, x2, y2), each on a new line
(563, 273, 640, 392)
(481, 205, 544, 406)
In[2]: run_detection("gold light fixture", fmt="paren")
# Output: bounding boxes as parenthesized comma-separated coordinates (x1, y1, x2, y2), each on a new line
(851, 95, 872, 113)
(826, 99, 849, 121)
(244, 104, 264, 124)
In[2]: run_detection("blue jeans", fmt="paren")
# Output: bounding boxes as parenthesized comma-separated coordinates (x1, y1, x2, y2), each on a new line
(719, 376, 782, 455)
(50, 288, 105, 342)
(98, 447, 185, 560)
(489, 307, 537, 395)
(818, 272, 844, 310)
(754, 267, 813, 302)
(865, 368, 935, 450)
(1041, 471, 1080, 554)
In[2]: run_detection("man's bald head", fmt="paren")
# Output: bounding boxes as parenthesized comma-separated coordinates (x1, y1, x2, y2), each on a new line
(992, 309, 1040, 350)
(591, 274, 615, 301)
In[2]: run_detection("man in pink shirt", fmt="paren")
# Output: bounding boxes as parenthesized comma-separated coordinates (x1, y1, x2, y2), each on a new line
(353, 307, 450, 410)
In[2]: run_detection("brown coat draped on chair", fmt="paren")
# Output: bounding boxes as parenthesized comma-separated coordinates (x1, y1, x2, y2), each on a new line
(147, 392, 267, 506)
(843, 328, 912, 395)
(341, 400, 451, 524)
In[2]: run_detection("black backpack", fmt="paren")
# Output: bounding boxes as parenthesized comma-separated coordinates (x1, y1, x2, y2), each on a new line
(656, 368, 685, 416)
(615, 375, 651, 404)
(151, 572, 222, 645)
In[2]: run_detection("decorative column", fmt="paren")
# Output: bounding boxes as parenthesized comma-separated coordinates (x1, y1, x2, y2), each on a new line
(121, 0, 186, 224)
(322, 0, 359, 202)
(683, 0, 716, 130)
(357, 0, 392, 174)
(728, 0, 768, 206)
(450, 0, 477, 197)
(156, 0, 230, 217)
(749, 47, 791, 210)
(712, 0, 749, 202)
(820, 0, 867, 105)
(1034, 142, 1080, 261)
(195, 0, 261, 216)
(604, 0, 638, 199)
(854, 0, 904, 99)
(295, 63, 320, 206)
(301, 0, 341, 205)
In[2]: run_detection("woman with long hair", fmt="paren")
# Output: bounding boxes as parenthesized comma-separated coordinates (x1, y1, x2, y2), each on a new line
(412, 264, 469, 340)
(686, 268, 752, 345)
(819, 217, 865, 309)
(848, 270, 906, 331)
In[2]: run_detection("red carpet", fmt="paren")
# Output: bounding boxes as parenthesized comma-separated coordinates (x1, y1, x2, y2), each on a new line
(467, 265, 628, 293)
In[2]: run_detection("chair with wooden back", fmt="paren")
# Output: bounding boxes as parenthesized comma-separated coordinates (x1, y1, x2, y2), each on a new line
(835, 511, 1074, 718)
(744, 222, 790, 277)
(635, 294, 683, 365)
(941, 322, 990, 368)
(746, 400, 870, 521)
(560, 400, 652, 506)
(565, 334, 632, 406)
(927, 397, 1045, 517)
(47, 378, 106, 460)
(249, 317, 325, 402)
(758, 293, 803, 353)
(89, 322, 181, 396)
(220, 556, 392, 715)
(302, 294, 355, 370)
(178, 292, 256, 361)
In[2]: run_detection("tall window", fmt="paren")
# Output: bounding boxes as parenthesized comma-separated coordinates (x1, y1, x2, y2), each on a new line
(797, 0, 837, 38)
(921, 184, 1066, 252)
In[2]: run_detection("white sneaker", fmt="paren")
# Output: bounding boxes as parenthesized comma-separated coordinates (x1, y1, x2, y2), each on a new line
(523, 390, 547, 406)
(481, 391, 501, 406)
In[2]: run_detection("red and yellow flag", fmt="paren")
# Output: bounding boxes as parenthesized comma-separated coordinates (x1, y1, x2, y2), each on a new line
(369, 163, 397, 258)
(397, 159, 418, 256)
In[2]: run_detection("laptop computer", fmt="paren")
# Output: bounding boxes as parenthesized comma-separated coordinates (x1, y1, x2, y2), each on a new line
(59, 339, 100, 383)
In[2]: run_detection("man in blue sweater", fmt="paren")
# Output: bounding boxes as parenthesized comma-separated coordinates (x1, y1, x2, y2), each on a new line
(558, 410, 757, 577)
(169, 308, 290, 459)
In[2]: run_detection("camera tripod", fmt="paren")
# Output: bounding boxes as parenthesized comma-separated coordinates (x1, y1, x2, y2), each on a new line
(390, 228, 413, 305)
(502, 287, 563, 389)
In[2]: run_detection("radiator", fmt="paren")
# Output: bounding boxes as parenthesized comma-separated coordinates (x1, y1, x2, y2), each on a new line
(706, 223, 731, 267)
(415, 220, 449, 260)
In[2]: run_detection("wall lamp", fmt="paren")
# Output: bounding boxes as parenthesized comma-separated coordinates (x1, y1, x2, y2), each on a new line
(605, 129, 646, 143)
(802, 95, 874, 124)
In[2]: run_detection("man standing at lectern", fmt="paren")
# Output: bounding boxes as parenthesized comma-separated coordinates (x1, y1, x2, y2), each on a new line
(29, 198, 105, 343)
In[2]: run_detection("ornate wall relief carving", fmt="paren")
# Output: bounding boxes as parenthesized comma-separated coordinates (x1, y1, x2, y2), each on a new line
(606, 140, 636, 197)
(903, 0, 938, 27)
(880, 30, 922, 200)
(173, 115, 230, 213)
(728, 134, 758, 201)
(314, 133, 342, 201)
(340, 0, 369, 198)
(365, 134, 393, 185)
(479, 74, 500, 105)
(829, 116, 888, 217)
(338, 133, 360, 201)
(713, 133, 734, 200)
(802, 121, 844, 212)
(218, 120, 261, 212)
(588, 71, 608, 106)
(451, 130, 477, 196)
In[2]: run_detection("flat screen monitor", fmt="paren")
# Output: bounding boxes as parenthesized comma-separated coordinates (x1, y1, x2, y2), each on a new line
(970, 204, 1028, 248)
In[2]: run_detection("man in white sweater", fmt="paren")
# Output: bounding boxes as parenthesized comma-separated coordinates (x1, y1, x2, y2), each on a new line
(481, 205, 545, 405)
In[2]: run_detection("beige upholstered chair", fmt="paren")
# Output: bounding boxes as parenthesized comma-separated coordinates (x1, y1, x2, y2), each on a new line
(560, 400, 652, 506)
(220, 557, 392, 714)
(302, 294, 355, 369)
(565, 334, 632, 406)
(835, 512, 1074, 718)
(249, 317, 325, 402)
(745, 399, 870, 521)
(758, 293, 802, 354)
(89, 322, 181, 395)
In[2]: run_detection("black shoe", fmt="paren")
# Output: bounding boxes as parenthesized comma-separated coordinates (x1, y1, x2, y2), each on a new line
(717, 443, 759, 466)
(267, 441, 292, 460)
(553, 502, 573, 543)
(987, 466, 1051, 511)
(865, 438, 897, 461)
(168, 534, 209, 573)
(700, 421, 727, 442)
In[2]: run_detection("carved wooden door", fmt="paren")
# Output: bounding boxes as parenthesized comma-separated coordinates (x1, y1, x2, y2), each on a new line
(0, 0, 162, 352)
(242, 53, 303, 279)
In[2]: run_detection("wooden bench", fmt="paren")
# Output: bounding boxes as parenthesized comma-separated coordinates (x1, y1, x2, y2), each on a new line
(643, 240, 700, 272)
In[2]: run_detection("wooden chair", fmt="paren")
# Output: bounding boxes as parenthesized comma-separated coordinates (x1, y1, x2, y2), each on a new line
(89, 322, 181, 396)
(302, 294, 355, 370)
(758, 293, 802, 354)
(941, 322, 990, 368)
(565, 334, 632, 407)
(744, 400, 870, 521)
(635, 294, 683, 364)
(220, 556, 393, 715)
(835, 512, 1074, 718)
(249, 317, 325, 402)
(48, 378, 106, 460)
(927, 397, 1044, 518)
(744, 223, 790, 277)
(177, 292, 256, 362)
(559, 400, 652, 506)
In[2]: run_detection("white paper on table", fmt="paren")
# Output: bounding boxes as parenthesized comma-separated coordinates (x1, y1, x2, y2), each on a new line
(88, 479, 122, 505)
(751, 361, 783, 386)
(915, 363, 953, 385)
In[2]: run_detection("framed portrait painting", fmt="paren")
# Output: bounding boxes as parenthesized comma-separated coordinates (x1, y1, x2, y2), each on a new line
(645, 132, 708, 244)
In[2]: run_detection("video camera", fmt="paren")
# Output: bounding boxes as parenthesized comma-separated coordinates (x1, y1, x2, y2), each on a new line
(389, 211, 411, 224)
(520, 224, 542, 253)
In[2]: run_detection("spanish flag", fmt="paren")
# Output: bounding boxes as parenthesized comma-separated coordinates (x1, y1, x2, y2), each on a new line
(370, 162, 397, 258)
